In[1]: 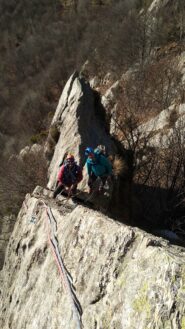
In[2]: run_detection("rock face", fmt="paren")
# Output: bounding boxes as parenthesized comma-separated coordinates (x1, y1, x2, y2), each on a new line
(19, 144, 43, 160)
(1, 187, 185, 329)
(0, 215, 16, 269)
(47, 72, 116, 191)
(136, 103, 185, 148)
(101, 81, 120, 135)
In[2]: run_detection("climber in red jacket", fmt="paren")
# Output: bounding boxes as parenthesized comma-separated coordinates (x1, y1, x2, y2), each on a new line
(53, 154, 83, 199)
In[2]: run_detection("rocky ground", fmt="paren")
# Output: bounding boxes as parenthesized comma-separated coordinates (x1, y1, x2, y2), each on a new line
(1, 187, 185, 328)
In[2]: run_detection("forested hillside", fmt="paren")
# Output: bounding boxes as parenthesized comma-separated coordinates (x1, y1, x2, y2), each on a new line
(0, 0, 184, 155)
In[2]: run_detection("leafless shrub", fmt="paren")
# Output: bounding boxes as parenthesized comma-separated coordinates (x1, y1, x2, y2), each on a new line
(1, 0, 184, 159)
(110, 56, 184, 226)
(149, 120, 185, 229)
(155, 0, 185, 44)
(0, 148, 48, 215)
(118, 59, 182, 123)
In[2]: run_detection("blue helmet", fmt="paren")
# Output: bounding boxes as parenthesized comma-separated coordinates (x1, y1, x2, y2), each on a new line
(85, 147, 94, 156)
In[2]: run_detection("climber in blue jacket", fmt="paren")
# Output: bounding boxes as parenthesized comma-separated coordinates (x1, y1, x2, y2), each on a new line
(85, 147, 112, 194)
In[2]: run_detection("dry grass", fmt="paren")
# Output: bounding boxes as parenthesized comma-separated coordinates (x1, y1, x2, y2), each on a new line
(112, 155, 128, 177)
(0, 148, 48, 215)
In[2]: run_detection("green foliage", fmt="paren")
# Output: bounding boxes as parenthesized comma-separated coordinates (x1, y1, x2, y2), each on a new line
(49, 125, 60, 143)
(30, 135, 39, 144)
(30, 131, 48, 144)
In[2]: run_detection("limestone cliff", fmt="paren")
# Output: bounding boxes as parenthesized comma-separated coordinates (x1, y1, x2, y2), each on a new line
(1, 187, 185, 329)
(47, 71, 116, 191)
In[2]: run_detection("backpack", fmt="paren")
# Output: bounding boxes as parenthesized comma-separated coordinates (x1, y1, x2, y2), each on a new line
(94, 145, 107, 157)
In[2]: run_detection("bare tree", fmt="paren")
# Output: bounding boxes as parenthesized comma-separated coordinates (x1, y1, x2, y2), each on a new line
(0, 148, 48, 215)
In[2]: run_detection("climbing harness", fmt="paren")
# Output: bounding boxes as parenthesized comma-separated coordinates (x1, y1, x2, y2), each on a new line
(29, 199, 83, 328)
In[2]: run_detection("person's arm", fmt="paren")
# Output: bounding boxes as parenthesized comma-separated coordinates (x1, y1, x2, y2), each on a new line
(77, 167, 83, 183)
(100, 156, 112, 175)
(58, 165, 65, 183)
(86, 161, 92, 176)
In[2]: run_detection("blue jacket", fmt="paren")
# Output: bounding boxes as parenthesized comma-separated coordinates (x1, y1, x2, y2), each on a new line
(86, 153, 112, 177)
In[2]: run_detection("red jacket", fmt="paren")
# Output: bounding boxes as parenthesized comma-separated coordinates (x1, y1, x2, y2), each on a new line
(58, 163, 83, 187)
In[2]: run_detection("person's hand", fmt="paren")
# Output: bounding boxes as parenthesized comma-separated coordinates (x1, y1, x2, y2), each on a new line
(88, 177, 93, 184)
(107, 175, 112, 183)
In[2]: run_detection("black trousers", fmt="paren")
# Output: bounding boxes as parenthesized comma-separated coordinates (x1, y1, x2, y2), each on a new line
(53, 184, 65, 199)
(53, 183, 77, 199)
(88, 173, 107, 190)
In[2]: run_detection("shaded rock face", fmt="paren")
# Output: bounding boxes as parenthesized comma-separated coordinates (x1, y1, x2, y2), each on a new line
(0, 215, 16, 269)
(46, 72, 132, 220)
(1, 187, 185, 329)
(47, 72, 116, 191)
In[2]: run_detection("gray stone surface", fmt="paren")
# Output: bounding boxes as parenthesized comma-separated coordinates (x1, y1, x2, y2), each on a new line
(1, 187, 185, 329)
(47, 72, 116, 191)
(101, 81, 120, 111)
(134, 103, 185, 148)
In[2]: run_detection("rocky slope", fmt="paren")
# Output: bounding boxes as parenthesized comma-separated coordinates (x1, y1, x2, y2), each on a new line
(1, 187, 185, 329)
(1, 69, 185, 328)
(1, 0, 185, 319)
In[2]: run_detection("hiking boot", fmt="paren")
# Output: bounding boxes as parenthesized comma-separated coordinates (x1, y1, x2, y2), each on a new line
(99, 186, 104, 193)
(52, 192, 57, 199)
(71, 195, 78, 203)
(88, 187, 93, 194)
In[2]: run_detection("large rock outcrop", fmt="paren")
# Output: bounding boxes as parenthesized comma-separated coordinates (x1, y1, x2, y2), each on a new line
(47, 72, 116, 191)
(46, 72, 133, 220)
(1, 187, 185, 329)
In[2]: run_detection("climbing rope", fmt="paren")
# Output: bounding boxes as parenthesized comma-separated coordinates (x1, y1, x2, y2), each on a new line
(30, 199, 83, 328)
